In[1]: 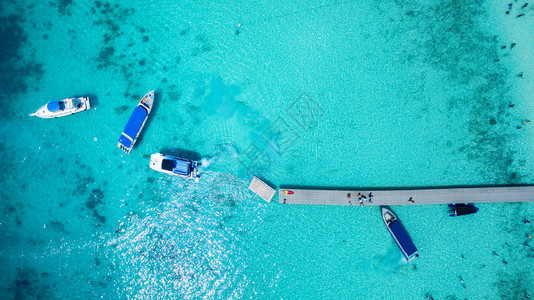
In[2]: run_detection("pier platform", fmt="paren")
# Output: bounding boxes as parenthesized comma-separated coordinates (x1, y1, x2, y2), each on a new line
(249, 176, 276, 202)
(278, 186, 534, 206)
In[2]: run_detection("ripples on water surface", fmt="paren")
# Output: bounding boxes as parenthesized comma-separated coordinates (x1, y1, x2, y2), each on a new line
(1, 0, 533, 298)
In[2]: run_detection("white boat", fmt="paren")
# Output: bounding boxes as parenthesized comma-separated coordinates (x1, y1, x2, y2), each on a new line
(30, 97, 90, 118)
(118, 90, 154, 154)
(149, 153, 200, 182)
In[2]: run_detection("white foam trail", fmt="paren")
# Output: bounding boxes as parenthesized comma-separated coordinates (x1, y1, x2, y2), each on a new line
(200, 157, 216, 169)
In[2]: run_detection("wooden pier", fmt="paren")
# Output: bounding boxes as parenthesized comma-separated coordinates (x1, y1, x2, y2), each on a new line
(278, 186, 534, 206)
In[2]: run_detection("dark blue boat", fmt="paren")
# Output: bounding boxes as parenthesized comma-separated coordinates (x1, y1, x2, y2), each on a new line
(449, 204, 479, 217)
(382, 207, 418, 262)
(118, 91, 154, 154)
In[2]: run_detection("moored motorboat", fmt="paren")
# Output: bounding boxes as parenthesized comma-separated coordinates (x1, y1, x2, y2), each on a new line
(30, 96, 90, 118)
(149, 153, 200, 182)
(449, 204, 479, 217)
(281, 190, 294, 195)
(382, 206, 419, 262)
(118, 90, 154, 154)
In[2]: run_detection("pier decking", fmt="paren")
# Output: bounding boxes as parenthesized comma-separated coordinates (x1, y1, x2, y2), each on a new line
(278, 186, 534, 206)
(249, 177, 276, 202)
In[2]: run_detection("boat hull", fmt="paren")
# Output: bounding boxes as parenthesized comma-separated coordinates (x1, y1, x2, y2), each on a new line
(30, 97, 90, 118)
(118, 90, 154, 154)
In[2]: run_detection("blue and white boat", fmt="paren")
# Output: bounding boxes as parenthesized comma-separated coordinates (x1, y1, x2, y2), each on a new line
(382, 206, 419, 262)
(118, 90, 154, 154)
(30, 96, 90, 118)
(149, 153, 200, 182)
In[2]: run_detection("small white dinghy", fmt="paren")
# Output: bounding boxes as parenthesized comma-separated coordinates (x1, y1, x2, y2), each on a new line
(30, 97, 90, 118)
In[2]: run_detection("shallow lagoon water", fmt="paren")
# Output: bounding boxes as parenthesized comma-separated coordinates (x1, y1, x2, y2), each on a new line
(1, 0, 533, 298)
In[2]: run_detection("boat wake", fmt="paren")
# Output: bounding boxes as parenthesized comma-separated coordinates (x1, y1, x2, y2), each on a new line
(199, 156, 216, 168)
(374, 246, 407, 276)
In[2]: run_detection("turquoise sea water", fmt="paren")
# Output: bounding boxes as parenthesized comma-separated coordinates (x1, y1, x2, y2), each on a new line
(1, 0, 534, 298)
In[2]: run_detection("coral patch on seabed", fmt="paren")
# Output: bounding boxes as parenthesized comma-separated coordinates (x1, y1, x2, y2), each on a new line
(0, 13, 44, 107)
(375, 0, 527, 184)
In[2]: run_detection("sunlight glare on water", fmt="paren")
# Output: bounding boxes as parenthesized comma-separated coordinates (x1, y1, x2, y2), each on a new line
(0, 0, 533, 298)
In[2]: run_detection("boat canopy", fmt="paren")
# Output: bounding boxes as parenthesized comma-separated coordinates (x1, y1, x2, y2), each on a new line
(161, 159, 175, 172)
(389, 221, 418, 258)
(173, 159, 191, 176)
(118, 134, 133, 149)
(123, 106, 148, 139)
(47, 101, 60, 112)
(161, 158, 191, 176)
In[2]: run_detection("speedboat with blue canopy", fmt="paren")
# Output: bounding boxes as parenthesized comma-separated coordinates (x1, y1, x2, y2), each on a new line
(30, 96, 90, 118)
(118, 90, 154, 154)
(382, 206, 419, 262)
(149, 153, 200, 182)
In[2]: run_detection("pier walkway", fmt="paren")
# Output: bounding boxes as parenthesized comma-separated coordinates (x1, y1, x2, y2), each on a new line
(249, 176, 275, 202)
(278, 186, 534, 206)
